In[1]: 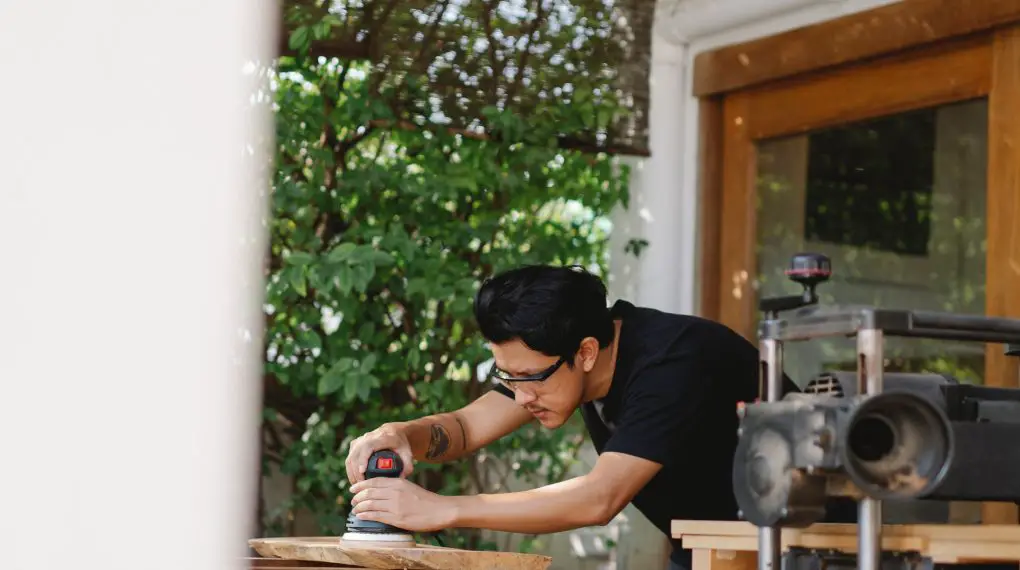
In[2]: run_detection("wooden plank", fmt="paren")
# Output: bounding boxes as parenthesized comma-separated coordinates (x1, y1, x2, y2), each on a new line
(716, 92, 756, 338)
(744, 36, 992, 140)
(249, 537, 552, 570)
(683, 536, 1020, 565)
(672, 520, 1020, 542)
(696, 96, 724, 320)
(682, 535, 928, 556)
(692, 0, 1020, 97)
(692, 549, 757, 570)
(926, 539, 1020, 564)
(673, 520, 1020, 564)
(982, 23, 1020, 526)
(984, 24, 1020, 392)
(249, 558, 359, 569)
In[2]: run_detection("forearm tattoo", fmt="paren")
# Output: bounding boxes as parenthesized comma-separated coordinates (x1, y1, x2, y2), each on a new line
(425, 424, 451, 459)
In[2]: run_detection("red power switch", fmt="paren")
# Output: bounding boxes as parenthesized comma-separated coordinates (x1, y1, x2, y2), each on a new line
(377, 457, 394, 470)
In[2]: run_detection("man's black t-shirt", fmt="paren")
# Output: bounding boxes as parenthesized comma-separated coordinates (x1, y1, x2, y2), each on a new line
(493, 300, 798, 566)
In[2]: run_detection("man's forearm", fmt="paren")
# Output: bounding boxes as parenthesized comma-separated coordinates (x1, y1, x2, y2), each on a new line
(394, 412, 470, 463)
(447, 476, 612, 534)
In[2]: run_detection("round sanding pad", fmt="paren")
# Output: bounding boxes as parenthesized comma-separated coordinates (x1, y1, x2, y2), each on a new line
(339, 532, 416, 549)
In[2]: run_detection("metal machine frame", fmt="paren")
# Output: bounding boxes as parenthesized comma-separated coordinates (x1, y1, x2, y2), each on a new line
(751, 254, 1020, 570)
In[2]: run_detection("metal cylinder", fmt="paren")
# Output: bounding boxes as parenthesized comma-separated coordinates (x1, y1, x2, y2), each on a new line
(758, 527, 780, 570)
(763, 338, 784, 402)
(858, 329, 884, 395)
(856, 329, 884, 570)
(758, 338, 783, 570)
(842, 391, 953, 499)
(858, 497, 882, 570)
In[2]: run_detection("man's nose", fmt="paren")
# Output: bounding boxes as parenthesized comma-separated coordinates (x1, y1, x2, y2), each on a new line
(514, 387, 538, 406)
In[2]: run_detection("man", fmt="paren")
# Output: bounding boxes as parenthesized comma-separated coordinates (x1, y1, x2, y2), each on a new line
(345, 264, 796, 569)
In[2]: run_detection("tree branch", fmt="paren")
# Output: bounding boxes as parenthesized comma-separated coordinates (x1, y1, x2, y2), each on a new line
(506, 0, 545, 104)
(479, 0, 502, 108)
(415, 0, 451, 68)
(338, 126, 377, 158)
(427, 300, 448, 382)
(365, 118, 649, 156)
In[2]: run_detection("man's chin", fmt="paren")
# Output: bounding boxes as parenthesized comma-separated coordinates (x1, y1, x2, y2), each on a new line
(532, 410, 564, 428)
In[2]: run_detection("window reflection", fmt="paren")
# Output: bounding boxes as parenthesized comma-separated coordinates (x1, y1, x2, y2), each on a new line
(756, 98, 987, 385)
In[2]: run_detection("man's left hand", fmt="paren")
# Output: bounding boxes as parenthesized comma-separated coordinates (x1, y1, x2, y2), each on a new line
(350, 477, 456, 532)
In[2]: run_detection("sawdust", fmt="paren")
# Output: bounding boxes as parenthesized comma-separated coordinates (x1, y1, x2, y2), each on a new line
(887, 467, 928, 494)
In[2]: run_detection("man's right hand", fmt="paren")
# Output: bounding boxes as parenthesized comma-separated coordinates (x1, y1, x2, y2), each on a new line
(345, 423, 414, 484)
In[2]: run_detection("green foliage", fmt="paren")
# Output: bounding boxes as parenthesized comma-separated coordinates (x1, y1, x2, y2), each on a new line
(278, 0, 647, 153)
(259, 0, 639, 550)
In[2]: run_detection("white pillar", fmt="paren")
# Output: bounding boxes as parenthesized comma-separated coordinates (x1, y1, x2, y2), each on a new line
(609, 34, 689, 315)
(0, 2, 276, 570)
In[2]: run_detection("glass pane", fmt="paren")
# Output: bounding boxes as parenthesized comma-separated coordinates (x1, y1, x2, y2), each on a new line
(754, 99, 988, 522)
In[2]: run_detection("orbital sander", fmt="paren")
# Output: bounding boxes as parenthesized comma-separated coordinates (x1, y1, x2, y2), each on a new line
(340, 449, 416, 548)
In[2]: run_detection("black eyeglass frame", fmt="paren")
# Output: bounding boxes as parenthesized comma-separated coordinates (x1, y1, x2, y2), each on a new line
(487, 357, 567, 384)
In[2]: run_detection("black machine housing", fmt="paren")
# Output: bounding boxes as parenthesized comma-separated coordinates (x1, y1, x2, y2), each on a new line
(734, 370, 1020, 527)
(344, 450, 411, 536)
(733, 253, 1020, 569)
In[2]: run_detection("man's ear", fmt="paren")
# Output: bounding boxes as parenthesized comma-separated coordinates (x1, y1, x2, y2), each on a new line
(579, 336, 600, 372)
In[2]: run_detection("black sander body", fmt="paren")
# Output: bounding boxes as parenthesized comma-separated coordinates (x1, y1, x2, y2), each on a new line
(340, 449, 416, 547)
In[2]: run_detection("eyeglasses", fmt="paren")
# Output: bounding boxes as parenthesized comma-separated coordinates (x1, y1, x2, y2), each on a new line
(488, 357, 566, 392)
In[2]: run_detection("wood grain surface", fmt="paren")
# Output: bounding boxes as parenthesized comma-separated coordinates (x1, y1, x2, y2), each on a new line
(249, 537, 552, 570)
(691, 0, 1020, 96)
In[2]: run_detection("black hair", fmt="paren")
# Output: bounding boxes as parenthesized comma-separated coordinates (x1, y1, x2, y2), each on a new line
(473, 264, 615, 364)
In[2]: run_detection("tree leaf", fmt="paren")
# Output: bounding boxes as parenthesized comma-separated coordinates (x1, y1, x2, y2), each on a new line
(288, 26, 310, 52)
(357, 321, 376, 343)
(313, 19, 332, 41)
(360, 353, 377, 374)
(318, 357, 353, 396)
(356, 375, 372, 402)
(335, 265, 354, 293)
(343, 375, 358, 402)
(327, 242, 358, 263)
(287, 251, 315, 266)
(369, 250, 395, 266)
(406, 277, 428, 298)
(351, 263, 375, 293)
(289, 267, 307, 297)
(296, 328, 322, 353)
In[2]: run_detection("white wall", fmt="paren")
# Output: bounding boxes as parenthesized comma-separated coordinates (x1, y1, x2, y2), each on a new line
(609, 33, 691, 316)
(0, 2, 276, 570)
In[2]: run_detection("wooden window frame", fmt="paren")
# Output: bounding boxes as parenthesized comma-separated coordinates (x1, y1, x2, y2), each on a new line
(693, 0, 1020, 524)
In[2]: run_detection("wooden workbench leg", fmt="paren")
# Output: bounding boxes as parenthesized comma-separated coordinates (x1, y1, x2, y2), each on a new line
(692, 548, 757, 570)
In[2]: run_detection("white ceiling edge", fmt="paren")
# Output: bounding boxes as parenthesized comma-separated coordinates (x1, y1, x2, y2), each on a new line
(654, 0, 843, 44)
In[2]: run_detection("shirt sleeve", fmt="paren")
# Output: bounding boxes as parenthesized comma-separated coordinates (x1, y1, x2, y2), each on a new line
(601, 355, 711, 467)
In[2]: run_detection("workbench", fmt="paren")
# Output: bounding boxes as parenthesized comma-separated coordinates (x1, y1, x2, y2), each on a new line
(671, 520, 1020, 570)
(245, 536, 552, 569)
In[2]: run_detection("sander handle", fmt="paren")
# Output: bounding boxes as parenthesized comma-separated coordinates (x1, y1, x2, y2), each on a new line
(366, 449, 403, 479)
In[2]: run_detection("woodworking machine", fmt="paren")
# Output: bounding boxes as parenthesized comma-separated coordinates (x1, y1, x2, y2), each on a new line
(734, 253, 1020, 570)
